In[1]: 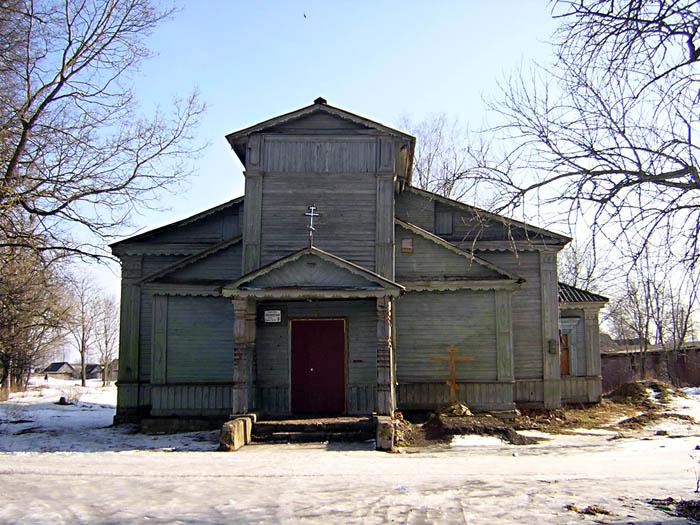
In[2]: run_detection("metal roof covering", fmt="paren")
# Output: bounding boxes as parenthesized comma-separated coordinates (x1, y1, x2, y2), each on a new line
(558, 282, 609, 304)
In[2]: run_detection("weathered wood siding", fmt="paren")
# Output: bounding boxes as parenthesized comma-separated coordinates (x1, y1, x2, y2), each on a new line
(395, 190, 435, 231)
(514, 380, 544, 404)
(141, 205, 241, 244)
(142, 255, 185, 276)
(476, 251, 544, 380)
(395, 225, 499, 280)
(150, 384, 232, 417)
(163, 296, 234, 383)
(251, 254, 380, 289)
(561, 376, 602, 404)
(255, 299, 377, 415)
(267, 111, 372, 134)
(262, 136, 379, 173)
(398, 382, 513, 411)
(395, 290, 498, 382)
(166, 243, 242, 282)
(259, 171, 377, 270)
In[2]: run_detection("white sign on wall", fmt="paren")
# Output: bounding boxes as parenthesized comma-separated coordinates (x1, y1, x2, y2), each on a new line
(264, 310, 282, 323)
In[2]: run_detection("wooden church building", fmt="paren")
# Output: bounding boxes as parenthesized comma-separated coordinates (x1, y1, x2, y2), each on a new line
(111, 98, 607, 423)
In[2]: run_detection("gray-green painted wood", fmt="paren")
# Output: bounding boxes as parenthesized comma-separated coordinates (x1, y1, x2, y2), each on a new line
(495, 290, 514, 382)
(475, 251, 544, 380)
(150, 384, 233, 417)
(243, 171, 263, 273)
(395, 226, 501, 280)
(375, 175, 395, 279)
(395, 190, 434, 231)
(398, 382, 514, 411)
(395, 290, 498, 382)
(540, 252, 561, 408)
(250, 253, 381, 289)
(151, 295, 168, 384)
(561, 312, 585, 376)
(260, 172, 377, 270)
(165, 243, 242, 282)
(165, 296, 234, 383)
(262, 135, 378, 173)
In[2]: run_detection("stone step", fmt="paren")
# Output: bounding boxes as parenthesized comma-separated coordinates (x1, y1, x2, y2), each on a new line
(253, 430, 374, 444)
(253, 418, 374, 434)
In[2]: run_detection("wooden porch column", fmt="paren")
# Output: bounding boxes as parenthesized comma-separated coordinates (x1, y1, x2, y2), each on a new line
(231, 297, 256, 415)
(376, 296, 396, 415)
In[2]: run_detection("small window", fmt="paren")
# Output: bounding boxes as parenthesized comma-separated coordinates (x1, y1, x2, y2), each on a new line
(400, 238, 413, 254)
(435, 210, 453, 235)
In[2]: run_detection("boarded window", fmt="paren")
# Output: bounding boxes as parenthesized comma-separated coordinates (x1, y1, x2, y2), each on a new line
(435, 211, 453, 235)
(400, 238, 413, 254)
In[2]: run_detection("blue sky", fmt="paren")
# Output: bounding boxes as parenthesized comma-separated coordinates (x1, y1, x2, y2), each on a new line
(96, 1, 557, 294)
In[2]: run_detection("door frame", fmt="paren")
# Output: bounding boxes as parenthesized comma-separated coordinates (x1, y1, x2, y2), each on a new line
(287, 317, 348, 414)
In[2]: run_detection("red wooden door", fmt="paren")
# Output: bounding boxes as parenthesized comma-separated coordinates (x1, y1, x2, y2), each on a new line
(291, 319, 345, 414)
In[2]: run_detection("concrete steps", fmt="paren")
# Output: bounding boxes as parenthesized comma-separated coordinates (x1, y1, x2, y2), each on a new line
(252, 416, 375, 444)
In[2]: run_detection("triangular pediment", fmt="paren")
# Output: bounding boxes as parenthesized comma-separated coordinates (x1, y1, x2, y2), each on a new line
(222, 247, 404, 299)
(140, 237, 242, 285)
(395, 219, 523, 288)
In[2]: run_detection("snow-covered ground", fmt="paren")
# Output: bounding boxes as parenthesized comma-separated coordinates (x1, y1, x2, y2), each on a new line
(2, 380, 700, 523)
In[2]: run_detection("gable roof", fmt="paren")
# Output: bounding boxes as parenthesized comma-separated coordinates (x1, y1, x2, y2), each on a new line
(407, 186, 571, 245)
(226, 97, 414, 149)
(558, 282, 609, 304)
(43, 362, 76, 373)
(139, 236, 242, 284)
(222, 245, 404, 299)
(110, 196, 243, 249)
(395, 218, 524, 282)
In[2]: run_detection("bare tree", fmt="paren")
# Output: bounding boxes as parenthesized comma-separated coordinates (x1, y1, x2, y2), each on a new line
(94, 294, 118, 386)
(464, 0, 699, 265)
(0, 0, 204, 259)
(66, 275, 98, 386)
(398, 114, 483, 201)
(0, 245, 70, 391)
(557, 237, 611, 292)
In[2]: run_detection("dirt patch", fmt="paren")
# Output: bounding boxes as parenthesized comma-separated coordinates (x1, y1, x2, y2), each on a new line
(514, 400, 638, 433)
(606, 382, 654, 408)
(564, 503, 612, 516)
(649, 497, 700, 522)
(616, 411, 696, 430)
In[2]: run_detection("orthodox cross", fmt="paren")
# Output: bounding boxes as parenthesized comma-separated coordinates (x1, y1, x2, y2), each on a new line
(432, 345, 476, 404)
(304, 204, 320, 247)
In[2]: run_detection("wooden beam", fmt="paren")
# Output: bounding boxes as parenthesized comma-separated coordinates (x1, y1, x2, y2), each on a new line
(375, 173, 395, 280)
(242, 170, 263, 274)
(376, 296, 396, 415)
(495, 290, 514, 382)
(231, 298, 256, 415)
(150, 295, 168, 385)
(540, 252, 561, 408)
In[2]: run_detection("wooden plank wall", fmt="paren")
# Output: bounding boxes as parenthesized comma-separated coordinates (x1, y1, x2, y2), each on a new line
(395, 190, 435, 231)
(252, 254, 376, 288)
(395, 226, 498, 280)
(262, 136, 378, 173)
(255, 299, 377, 415)
(561, 376, 602, 403)
(561, 309, 586, 375)
(150, 384, 232, 417)
(395, 291, 498, 382)
(164, 296, 234, 383)
(514, 380, 544, 404)
(398, 382, 514, 411)
(259, 171, 377, 270)
(168, 243, 242, 282)
(477, 251, 544, 381)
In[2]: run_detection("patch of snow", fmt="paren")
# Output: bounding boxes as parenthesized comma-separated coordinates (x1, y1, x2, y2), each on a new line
(451, 434, 504, 447)
(2, 379, 700, 523)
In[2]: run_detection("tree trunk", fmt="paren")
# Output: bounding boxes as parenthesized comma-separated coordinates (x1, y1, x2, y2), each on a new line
(80, 341, 86, 387)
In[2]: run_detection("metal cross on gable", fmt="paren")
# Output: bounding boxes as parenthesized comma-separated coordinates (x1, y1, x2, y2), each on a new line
(304, 204, 320, 247)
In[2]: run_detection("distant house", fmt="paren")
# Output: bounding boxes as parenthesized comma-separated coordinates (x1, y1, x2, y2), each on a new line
(43, 362, 77, 380)
(84, 364, 103, 380)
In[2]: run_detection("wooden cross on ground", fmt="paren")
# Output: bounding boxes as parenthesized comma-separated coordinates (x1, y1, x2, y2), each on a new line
(432, 345, 476, 404)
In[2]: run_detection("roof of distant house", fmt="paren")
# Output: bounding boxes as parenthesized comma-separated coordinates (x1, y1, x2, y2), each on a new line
(43, 362, 76, 373)
(558, 282, 609, 304)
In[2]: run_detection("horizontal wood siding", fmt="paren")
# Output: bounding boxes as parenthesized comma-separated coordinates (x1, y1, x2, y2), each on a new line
(477, 251, 543, 380)
(397, 382, 513, 410)
(145, 206, 241, 244)
(255, 299, 377, 415)
(260, 172, 377, 270)
(150, 384, 232, 416)
(252, 254, 379, 289)
(395, 226, 499, 280)
(168, 243, 243, 282)
(165, 296, 234, 383)
(395, 291, 498, 382)
(395, 190, 435, 232)
(514, 380, 544, 404)
(262, 136, 377, 173)
(268, 112, 371, 134)
(142, 255, 185, 276)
